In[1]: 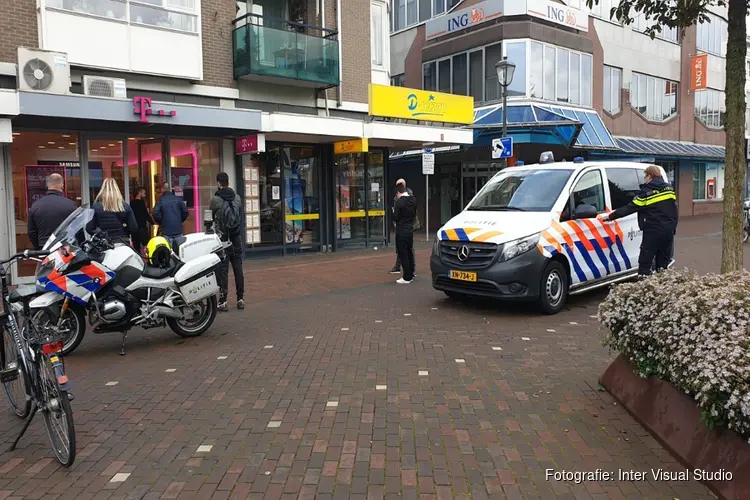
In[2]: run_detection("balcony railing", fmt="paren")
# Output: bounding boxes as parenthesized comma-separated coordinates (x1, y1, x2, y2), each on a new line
(232, 13, 339, 88)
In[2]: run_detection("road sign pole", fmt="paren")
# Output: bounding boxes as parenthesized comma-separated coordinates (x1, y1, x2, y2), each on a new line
(425, 174, 429, 242)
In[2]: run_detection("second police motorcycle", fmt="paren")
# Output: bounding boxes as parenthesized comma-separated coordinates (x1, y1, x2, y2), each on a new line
(14, 207, 228, 355)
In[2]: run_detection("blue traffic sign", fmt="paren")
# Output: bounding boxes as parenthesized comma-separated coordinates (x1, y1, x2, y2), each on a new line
(491, 137, 513, 159)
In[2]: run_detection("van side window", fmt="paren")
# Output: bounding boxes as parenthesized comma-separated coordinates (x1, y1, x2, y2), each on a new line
(606, 168, 641, 209)
(571, 170, 606, 214)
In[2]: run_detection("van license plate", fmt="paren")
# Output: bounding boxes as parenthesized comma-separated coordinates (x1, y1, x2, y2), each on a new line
(450, 270, 477, 282)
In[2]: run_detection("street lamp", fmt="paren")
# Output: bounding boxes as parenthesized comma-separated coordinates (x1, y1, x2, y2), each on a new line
(495, 56, 516, 167)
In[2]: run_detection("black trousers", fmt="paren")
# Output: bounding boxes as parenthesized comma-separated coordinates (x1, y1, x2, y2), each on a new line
(395, 233, 415, 281)
(218, 234, 244, 301)
(638, 231, 673, 276)
(394, 235, 416, 273)
(132, 227, 150, 255)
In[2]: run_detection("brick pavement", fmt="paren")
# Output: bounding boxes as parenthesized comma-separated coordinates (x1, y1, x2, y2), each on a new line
(0, 216, 729, 499)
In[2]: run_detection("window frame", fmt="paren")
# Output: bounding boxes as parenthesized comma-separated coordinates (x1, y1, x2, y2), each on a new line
(605, 167, 641, 210)
(696, 12, 728, 57)
(390, 0, 464, 34)
(562, 168, 606, 221)
(630, 72, 679, 122)
(603, 65, 622, 114)
(370, 2, 386, 68)
(694, 88, 726, 129)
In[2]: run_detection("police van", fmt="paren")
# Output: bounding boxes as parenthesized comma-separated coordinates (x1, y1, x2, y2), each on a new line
(430, 153, 671, 314)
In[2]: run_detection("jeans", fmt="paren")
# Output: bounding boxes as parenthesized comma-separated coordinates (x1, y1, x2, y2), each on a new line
(165, 234, 183, 253)
(638, 231, 673, 276)
(394, 240, 416, 274)
(395, 233, 415, 281)
(218, 233, 244, 302)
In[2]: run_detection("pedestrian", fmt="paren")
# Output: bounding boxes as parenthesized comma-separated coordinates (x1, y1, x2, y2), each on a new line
(389, 178, 418, 276)
(130, 186, 155, 256)
(28, 173, 76, 250)
(393, 183, 417, 284)
(88, 178, 138, 246)
(153, 182, 188, 251)
(210, 172, 245, 311)
(599, 165, 678, 276)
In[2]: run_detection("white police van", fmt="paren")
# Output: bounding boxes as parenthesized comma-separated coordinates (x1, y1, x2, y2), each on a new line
(430, 153, 671, 314)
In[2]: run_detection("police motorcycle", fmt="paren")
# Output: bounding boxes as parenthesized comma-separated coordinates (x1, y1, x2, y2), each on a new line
(15, 207, 228, 355)
(743, 199, 750, 243)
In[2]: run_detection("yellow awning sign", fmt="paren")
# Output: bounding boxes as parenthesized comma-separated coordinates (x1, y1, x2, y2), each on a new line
(334, 138, 369, 154)
(368, 84, 474, 125)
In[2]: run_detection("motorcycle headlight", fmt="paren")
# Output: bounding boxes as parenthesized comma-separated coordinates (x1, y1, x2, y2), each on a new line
(500, 233, 540, 262)
(433, 237, 440, 256)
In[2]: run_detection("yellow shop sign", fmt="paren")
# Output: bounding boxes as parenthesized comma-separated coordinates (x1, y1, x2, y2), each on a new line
(368, 84, 474, 125)
(334, 138, 369, 154)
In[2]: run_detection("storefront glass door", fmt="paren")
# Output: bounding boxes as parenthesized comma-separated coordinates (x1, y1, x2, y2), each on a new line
(335, 153, 367, 241)
(283, 146, 321, 248)
(87, 138, 125, 202)
(135, 139, 166, 236)
(367, 151, 386, 240)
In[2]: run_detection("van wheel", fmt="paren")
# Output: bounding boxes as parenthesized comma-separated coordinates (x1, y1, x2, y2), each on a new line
(538, 261, 568, 315)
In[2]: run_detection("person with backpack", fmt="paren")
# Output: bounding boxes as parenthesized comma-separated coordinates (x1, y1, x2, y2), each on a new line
(210, 172, 245, 311)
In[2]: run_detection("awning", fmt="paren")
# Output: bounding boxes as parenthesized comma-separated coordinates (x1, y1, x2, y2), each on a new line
(613, 136, 725, 160)
(472, 101, 619, 150)
(389, 145, 461, 160)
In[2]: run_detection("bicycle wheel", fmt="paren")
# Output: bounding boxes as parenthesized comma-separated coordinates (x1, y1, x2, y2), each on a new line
(1, 327, 30, 418)
(39, 354, 76, 466)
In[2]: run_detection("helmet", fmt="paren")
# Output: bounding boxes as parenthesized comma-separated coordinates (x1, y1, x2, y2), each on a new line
(145, 236, 172, 267)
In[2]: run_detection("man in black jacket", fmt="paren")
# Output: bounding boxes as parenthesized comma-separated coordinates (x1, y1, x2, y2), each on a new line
(153, 182, 188, 250)
(393, 183, 417, 284)
(210, 172, 245, 311)
(389, 178, 416, 275)
(600, 165, 678, 276)
(28, 173, 76, 250)
(131, 187, 155, 255)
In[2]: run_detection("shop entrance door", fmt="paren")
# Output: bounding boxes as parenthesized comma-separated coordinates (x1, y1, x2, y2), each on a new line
(136, 139, 166, 236)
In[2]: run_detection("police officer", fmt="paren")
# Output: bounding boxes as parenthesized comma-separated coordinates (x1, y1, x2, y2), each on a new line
(599, 165, 677, 276)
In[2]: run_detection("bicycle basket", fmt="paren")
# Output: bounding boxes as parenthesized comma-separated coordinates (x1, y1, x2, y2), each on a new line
(25, 320, 67, 347)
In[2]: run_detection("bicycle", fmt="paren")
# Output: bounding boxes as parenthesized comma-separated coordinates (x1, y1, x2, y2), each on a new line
(0, 249, 76, 466)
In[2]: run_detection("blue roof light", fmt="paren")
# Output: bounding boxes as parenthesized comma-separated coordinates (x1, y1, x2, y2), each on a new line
(573, 157, 584, 163)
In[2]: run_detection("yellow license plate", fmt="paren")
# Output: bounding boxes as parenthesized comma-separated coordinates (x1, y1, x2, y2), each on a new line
(449, 270, 477, 282)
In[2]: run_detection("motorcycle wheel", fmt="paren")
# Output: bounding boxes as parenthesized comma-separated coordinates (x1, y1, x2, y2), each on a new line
(32, 306, 87, 356)
(167, 295, 217, 338)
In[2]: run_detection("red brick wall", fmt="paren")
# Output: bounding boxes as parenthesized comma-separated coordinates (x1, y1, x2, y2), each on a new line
(340, 0, 370, 103)
(0, 0, 38, 64)
(200, 0, 237, 88)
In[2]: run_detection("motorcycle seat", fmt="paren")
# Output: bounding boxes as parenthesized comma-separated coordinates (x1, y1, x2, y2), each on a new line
(8, 284, 43, 304)
(142, 258, 183, 280)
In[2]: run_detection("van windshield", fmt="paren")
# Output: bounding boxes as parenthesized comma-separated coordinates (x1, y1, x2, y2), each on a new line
(467, 168, 574, 212)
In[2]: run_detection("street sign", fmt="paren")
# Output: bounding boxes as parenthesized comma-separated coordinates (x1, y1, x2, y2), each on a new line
(422, 153, 435, 175)
(491, 137, 513, 159)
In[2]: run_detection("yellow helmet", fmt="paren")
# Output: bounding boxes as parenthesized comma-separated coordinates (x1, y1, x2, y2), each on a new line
(145, 236, 172, 267)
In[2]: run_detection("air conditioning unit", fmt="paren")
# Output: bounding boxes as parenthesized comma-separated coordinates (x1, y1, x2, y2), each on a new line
(17, 47, 71, 94)
(83, 75, 127, 99)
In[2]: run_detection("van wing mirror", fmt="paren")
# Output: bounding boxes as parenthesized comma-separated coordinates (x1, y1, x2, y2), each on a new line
(574, 204, 598, 219)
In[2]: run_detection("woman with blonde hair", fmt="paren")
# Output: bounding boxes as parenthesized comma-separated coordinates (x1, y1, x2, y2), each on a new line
(88, 178, 137, 245)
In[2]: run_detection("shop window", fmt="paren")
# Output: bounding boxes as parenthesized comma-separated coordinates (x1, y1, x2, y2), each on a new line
(247, 149, 283, 247)
(694, 88, 726, 129)
(605, 168, 641, 210)
(390, 74, 405, 87)
(656, 160, 677, 185)
(335, 153, 367, 240)
(604, 66, 622, 114)
(169, 139, 221, 235)
(693, 162, 724, 200)
(87, 139, 125, 203)
(10, 131, 82, 277)
(697, 12, 728, 57)
(630, 72, 678, 122)
(283, 146, 320, 247)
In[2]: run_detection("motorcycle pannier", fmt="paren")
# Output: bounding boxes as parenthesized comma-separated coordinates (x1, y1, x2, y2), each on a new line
(174, 254, 221, 305)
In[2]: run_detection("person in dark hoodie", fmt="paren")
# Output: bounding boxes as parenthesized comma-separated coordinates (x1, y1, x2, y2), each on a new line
(153, 182, 188, 250)
(389, 178, 417, 275)
(600, 165, 677, 276)
(210, 172, 245, 311)
(393, 183, 417, 284)
(28, 173, 77, 250)
(131, 186, 155, 256)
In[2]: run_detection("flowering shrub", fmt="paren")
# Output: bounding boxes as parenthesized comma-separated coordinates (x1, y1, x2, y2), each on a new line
(598, 269, 750, 439)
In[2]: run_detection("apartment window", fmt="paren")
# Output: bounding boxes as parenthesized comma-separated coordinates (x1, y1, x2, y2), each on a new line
(423, 61, 436, 91)
(484, 43, 503, 102)
(47, 0, 198, 32)
(433, 0, 445, 15)
(469, 50, 483, 102)
(630, 72, 678, 122)
(697, 12, 728, 57)
(529, 41, 592, 106)
(391, 74, 405, 86)
(391, 0, 463, 32)
(371, 2, 385, 67)
(589, 0, 618, 22)
(438, 59, 451, 93)
(603, 66, 622, 114)
(693, 162, 725, 200)
(694, 88, 726, 129)
(505, 41, 527, 98)
(452, 53, 467, 96)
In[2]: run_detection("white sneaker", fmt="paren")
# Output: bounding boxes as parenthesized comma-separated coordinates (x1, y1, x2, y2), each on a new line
(396, 278, 412, 284)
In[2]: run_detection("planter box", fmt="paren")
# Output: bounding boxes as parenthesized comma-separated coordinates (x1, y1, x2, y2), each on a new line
(600, 354, 750, 500)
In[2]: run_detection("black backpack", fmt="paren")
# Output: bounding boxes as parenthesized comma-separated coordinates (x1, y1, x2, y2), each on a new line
(220, 196, 242, 236)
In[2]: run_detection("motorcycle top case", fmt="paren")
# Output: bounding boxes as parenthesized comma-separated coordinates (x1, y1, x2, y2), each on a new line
(178, 233, 223, 262)
(174, 254, 221, 304)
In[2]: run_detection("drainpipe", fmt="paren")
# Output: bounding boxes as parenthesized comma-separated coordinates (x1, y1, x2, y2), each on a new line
(322, 0, 330, 116)
(336, 0, 343, 106)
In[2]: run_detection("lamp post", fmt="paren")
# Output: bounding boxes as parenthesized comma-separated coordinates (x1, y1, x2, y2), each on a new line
(495, 56, 516, 167)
